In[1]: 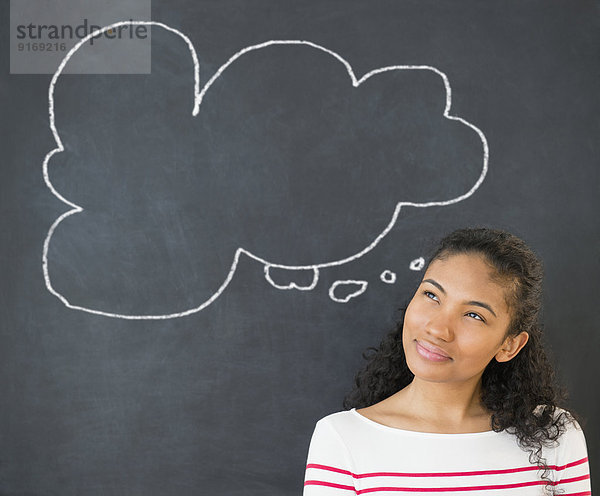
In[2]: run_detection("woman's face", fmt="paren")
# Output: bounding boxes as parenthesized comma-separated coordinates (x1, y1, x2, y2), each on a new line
(403, 252, 525, 384)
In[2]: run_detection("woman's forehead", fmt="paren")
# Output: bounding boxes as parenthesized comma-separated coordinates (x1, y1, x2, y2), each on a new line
(423, 253, 511, 308)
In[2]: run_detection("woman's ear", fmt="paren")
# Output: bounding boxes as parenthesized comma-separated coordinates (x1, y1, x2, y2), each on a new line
(495, 331, 529, 363)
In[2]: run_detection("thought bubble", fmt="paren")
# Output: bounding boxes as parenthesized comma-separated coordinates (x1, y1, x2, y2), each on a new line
(380, 270, 396, 284)
(409, 257, 426, 271)
(329, 280, 368, 303)
(43, 21, 488, 318)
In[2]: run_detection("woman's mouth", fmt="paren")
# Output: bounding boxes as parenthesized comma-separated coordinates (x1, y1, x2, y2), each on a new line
(415, 340, 452, 362)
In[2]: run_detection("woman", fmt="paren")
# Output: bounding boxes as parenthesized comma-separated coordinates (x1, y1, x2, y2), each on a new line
(303, 227, 591, 496)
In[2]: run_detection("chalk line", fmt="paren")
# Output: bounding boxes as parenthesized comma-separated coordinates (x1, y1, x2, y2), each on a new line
(329, 280, 368, 303)
(43, 22, 489, 318)
(409, 257, 426, 271)
(380, 270, 396, 284)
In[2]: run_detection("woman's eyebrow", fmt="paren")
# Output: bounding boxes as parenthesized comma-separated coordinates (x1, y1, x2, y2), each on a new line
(423, 278, 445, 294)
(466, 300, 497, 318)
(422, 278, 497, 318)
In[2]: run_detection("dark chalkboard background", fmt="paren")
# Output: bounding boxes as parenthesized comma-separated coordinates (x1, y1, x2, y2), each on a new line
(1, 1, 598, 494)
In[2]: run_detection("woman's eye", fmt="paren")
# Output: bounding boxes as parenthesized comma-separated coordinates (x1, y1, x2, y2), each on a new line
(466, 311, 483, 322)
(423, 290, 438, 301)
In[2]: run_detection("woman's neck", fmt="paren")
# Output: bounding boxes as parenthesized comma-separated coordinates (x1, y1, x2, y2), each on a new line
(394, 377, 490, 429)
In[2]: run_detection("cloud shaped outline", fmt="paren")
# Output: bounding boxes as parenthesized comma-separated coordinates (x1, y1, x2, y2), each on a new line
(42, 21, 489, 319)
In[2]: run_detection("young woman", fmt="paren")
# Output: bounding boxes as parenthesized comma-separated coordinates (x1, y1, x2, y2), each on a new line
(303, 228, 591, 496)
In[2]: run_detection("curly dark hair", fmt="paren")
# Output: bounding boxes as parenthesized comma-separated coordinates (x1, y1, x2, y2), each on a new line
(343, 227, 584, 496)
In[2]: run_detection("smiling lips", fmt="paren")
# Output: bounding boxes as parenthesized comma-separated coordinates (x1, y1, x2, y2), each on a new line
(415, 340, 452, 361)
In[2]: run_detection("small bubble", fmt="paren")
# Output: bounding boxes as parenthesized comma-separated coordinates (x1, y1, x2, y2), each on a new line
(329, 280, 368, 303)
(380, 270, 396, 284)
(409, 257, 425, 271)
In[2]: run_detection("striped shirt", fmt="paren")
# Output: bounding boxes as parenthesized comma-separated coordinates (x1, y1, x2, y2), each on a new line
(303, 408, 591, 495)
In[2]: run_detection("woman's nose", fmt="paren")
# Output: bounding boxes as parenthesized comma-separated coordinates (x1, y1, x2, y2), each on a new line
(425, 311, 454, 341)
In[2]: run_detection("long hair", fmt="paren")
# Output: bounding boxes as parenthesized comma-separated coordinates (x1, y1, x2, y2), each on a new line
(343, 227, 584, 496)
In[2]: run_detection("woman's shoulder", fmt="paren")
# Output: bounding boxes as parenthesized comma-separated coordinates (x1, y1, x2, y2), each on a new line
(532, 405, 588, 450)
(313, 408, 393, 436)
(314, 409, 356, 428)
(533, 404, 583, 427)
(552, 407, 587, 442)
(308, 409, 362, 446)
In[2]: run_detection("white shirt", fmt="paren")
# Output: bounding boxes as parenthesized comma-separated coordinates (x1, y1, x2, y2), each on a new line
(303, 407, 591, 495)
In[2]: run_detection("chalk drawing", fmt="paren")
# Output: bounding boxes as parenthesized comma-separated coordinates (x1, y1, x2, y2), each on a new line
(43, 21, 489, 318)
(264, 265, 318, 291)
(380, 270, 396, 284)
(329, 280, 368, 303)
(409, 257, 426, 271)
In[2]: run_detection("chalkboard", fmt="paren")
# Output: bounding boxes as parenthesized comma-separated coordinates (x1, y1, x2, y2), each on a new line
(2, 1, 598, 494)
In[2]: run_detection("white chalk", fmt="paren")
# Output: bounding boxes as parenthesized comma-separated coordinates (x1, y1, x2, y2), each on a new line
(329, 280, 368, 303)
(43, 22, 489, 318)
(380, 270, 396, 284)
(409, 257, 426, 271)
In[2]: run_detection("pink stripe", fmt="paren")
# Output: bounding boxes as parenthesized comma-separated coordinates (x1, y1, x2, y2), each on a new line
(557, 474, 591, 485)
(308, 464, 354, 477)
(304, 480, 356, 493)
(356, 479, 551, 493)
(307, 457, 589, 479)
(554, 457, 589, 471)
(353, 475, 591, 494)
(302, 485, 591, 496)
(304, 475, 591, 494)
